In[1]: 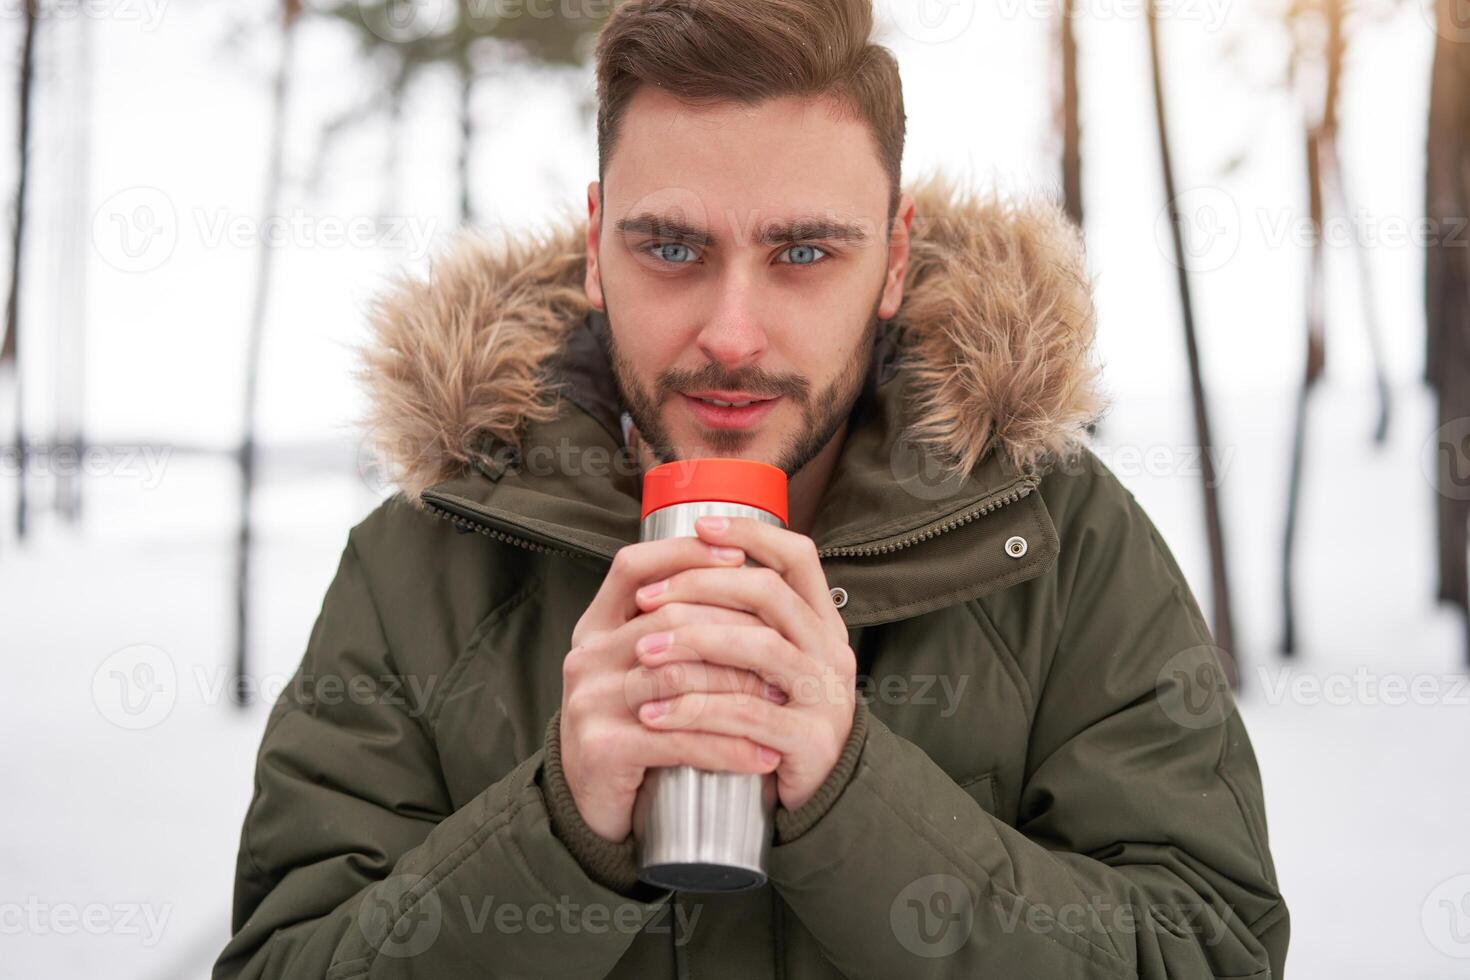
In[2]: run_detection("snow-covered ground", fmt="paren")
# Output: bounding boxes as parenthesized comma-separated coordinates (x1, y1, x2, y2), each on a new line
(1, 0, 1464, 977)
(4, 379, 1467, 979)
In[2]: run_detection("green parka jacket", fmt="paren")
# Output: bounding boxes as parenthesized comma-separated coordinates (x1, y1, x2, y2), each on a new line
(215, 175, 1289, 980)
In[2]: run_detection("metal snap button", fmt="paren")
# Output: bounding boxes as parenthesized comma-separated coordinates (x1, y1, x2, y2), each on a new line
(1004, 535, 1028, 559)
(830, 586, 848, 608)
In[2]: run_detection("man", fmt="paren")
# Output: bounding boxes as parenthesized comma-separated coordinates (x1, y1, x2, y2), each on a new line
(216, 0, 1289, 977)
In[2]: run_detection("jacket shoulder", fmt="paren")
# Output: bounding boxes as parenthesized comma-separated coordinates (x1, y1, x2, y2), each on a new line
(1034, 444, 1142, 535)
(338, 492, 540, 682)
(983, 445, 1215, 691)
(1033, 444, 1200, 605)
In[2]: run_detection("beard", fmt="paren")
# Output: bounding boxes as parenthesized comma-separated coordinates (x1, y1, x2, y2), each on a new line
(603, 288, 883, 479)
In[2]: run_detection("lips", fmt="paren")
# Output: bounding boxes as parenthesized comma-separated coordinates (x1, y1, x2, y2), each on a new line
(680, 392, 780, 429)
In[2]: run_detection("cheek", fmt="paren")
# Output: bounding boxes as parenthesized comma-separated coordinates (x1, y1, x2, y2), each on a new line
(608, 311, 700, 397)
(784, 315, 861, 380)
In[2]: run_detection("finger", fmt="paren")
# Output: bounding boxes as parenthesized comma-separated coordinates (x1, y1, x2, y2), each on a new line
(642, 599, 768, 632)
(571, 600, 767, 675)
(623, 660, 783, 714)
(634, 623, 811, 698)
(627, 726, 780, 774)
(691, 516, 843, 630)
(635, 565, 826, 655)
(638, 690, 805, 756)
(575, 537, 746, 637)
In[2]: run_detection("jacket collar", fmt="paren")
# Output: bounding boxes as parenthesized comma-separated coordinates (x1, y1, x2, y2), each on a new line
(355, 173, 1107, 622)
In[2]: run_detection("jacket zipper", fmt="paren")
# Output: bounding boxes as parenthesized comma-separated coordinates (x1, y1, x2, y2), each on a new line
(814, 477, 1036, 558)
(421, 475, 1036, 564)
(421, 495, 605, 561)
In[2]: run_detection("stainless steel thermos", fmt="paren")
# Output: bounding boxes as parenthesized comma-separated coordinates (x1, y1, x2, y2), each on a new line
(631, 457, 789, 892)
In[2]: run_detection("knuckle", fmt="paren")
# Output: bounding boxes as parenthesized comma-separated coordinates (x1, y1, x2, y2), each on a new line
(570, 621, 588, 647)
(568, 717, 597, 757)
(800, 536, 820, 563)
(580, 632, 610, 659)
(562, 682, 597, 721)
(833, 654, 857, 684)
(609, 546, 643, 582)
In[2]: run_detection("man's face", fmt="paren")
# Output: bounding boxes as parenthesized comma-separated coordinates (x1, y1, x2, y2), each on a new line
(585, 87, 912, 476)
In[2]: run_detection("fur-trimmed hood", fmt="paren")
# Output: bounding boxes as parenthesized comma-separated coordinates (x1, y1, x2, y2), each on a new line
(354, 173, 1106, 506)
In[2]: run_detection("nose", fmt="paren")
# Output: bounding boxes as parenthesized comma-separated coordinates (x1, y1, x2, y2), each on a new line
(696, 266, 768, 369)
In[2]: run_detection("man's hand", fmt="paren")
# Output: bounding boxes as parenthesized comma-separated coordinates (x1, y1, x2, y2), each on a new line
(560, 536, 786, 844)
(629, 515, 857, 813)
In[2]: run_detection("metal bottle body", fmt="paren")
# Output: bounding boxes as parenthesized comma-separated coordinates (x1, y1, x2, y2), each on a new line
(631, 500, 783, 892)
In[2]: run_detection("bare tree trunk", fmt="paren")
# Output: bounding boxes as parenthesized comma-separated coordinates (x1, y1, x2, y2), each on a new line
(1425, 0, 1470, 663)
(1145, 0, 1237, 686)
(236, 0, 300, 706)
(457, 50, 474, 226)
(4, 0, 38, 542)
(1058, 0, 1083, 229)
(53, 12, 93, 523)
(1281, 0, 1388, 655)
(1282, 127, 1327, 656)
(380, 79, 405, 220)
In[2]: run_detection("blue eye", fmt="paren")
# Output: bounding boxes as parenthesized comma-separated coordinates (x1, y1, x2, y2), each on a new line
(651, 242, 698, 264)
(780, 244, 826, 266)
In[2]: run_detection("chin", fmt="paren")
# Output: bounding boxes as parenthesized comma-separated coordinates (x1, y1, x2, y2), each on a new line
(670, 423, 775, 461)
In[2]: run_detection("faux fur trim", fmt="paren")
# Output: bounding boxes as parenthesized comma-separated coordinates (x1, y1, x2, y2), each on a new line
(353, 172, 1106, 506)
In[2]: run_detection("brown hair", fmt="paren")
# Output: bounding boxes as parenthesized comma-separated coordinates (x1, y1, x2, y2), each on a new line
(594, 0, 906, 219)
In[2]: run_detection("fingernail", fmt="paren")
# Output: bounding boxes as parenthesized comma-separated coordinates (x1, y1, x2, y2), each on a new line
(712, 546, 743, 562)
(759, 747, 780, 765)
(641, 699, 667, 719)
(636, 580, 667, 600)
(637, 631, 672, 655)
(697, 516, 729, 533)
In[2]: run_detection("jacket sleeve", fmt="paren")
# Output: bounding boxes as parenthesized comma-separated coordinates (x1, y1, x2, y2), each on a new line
(765, 459, 1290, 979)
(214, 529, 671, 980)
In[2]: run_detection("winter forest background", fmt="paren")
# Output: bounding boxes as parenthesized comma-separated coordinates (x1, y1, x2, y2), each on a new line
(2, 0, 1468, 976)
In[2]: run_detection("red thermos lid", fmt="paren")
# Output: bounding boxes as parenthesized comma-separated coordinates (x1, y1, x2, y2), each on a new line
(640, 458, 789, 525)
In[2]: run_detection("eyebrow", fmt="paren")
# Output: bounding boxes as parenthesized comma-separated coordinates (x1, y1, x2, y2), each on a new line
(615, 213, 871, 248)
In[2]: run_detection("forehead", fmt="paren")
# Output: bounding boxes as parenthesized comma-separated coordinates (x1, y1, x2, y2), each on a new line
(603, 86, 890, 234)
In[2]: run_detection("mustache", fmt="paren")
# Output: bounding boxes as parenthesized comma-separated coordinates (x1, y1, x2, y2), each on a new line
(659, 373, 810, 401)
